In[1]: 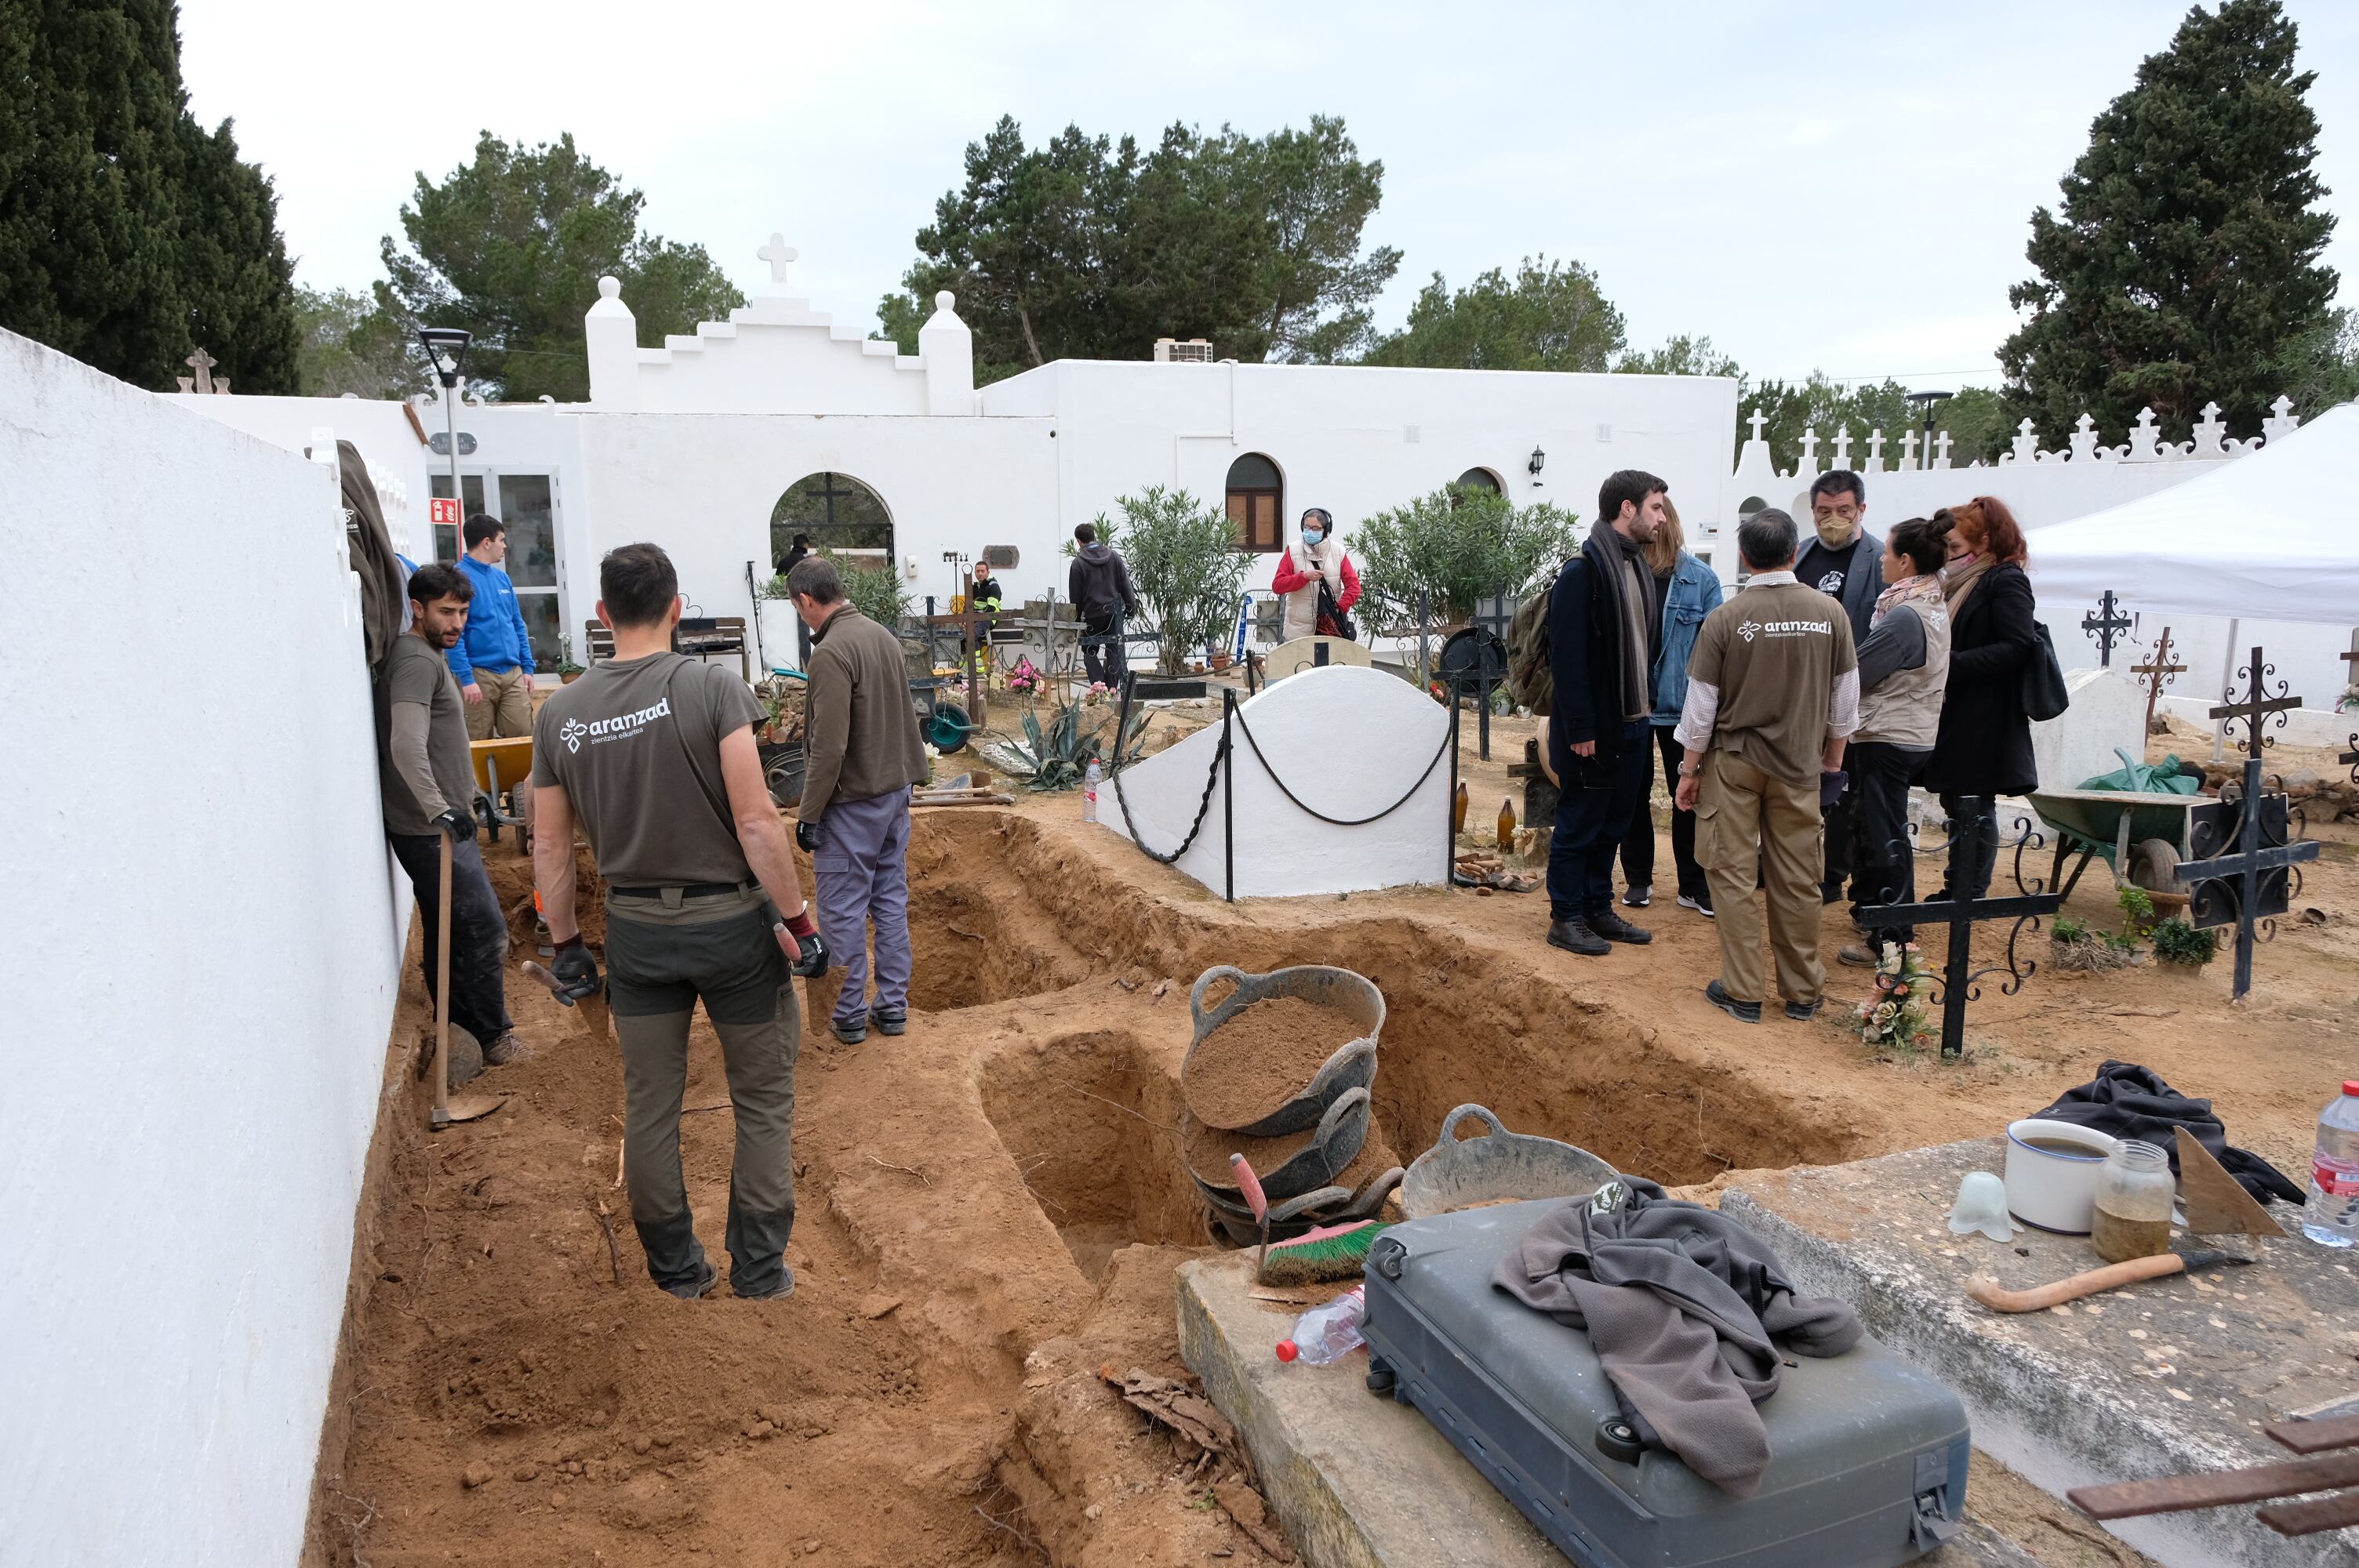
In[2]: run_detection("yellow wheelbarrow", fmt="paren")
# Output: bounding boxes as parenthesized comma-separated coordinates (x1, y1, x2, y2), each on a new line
(469, 735, 534, 844)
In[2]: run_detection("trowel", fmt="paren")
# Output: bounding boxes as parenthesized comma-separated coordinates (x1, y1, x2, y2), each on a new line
(431, 834, 505, 1131)
(522, 956, 612, 1040)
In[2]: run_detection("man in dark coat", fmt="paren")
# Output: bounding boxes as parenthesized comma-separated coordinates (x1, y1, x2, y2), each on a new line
(1544, 470, 1669, 956)
(1798, 470, 1885, 907)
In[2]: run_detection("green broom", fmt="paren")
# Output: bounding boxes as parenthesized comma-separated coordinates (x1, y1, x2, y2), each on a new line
(1231, 1153, 1391, 1287)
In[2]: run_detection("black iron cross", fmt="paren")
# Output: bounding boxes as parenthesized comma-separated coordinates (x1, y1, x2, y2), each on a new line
(2342, 649, 2357, 787)
(1855, 800, 2062, 1059)
(2177, 647, 2321, 1000)
(1463, 583, 1520, 761)
(2130, 627, 2186, 739)
(2081, 590, 2133, 667)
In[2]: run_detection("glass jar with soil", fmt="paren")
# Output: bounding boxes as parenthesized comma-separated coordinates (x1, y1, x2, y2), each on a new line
(2090, 1140, 2175, 1264)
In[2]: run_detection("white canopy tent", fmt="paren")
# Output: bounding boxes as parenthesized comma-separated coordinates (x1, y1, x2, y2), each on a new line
(2029, 402, 2359, 624)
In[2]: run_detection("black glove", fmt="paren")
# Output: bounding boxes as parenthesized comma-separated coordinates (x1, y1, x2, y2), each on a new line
(1819, 769, 1848, 811)
(795, 819, 820, 853)
(783, 927, 831, 978)
(551, 935, 602, 1002)
(433, 805, 476, 842)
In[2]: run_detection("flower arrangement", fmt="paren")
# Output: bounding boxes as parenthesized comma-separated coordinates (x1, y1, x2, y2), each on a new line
(1005, 655, 1044, 696)
(1857, 941, 1938, 1052)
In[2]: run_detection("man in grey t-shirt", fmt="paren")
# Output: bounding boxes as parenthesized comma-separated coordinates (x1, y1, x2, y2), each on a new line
(375, 563, 526, 1073)
(531, 543, 827, 1301)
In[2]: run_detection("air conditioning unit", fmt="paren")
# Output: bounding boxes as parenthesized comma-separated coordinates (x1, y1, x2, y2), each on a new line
(1154, 337, 1216, 363)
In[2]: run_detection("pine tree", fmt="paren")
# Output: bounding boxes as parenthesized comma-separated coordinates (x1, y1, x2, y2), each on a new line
(2001, 0, 2336, 445)
(0, 0, 299, 391)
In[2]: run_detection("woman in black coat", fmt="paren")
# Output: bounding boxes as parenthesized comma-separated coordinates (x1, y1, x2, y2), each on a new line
(1923, 496, 2040, 901)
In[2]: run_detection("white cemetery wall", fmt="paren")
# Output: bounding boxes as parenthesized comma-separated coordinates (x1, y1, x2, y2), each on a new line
(1, 331, 409, 1565)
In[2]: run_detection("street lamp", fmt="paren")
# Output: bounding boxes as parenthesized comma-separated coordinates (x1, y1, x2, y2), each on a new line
(1906, 390, 1954, 471)
(1528, 445, 1546, 486)
(418, 327, 473, 543)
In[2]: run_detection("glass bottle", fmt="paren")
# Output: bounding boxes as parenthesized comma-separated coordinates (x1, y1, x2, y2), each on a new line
(2091, 1140, 2175, 1264)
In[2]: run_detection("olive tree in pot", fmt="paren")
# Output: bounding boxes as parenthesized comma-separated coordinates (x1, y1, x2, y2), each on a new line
(1348, 483, 1582, 627)
(1070, 487, 1249, 677)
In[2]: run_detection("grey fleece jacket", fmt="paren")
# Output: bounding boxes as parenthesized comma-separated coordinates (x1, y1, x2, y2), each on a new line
(1491, 1179, 1863, 1497)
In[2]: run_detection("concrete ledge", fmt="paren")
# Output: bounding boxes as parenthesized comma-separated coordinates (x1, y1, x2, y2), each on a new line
(1176, 1251, 2039, 1568)
(1727, 1139, 2359, 1568)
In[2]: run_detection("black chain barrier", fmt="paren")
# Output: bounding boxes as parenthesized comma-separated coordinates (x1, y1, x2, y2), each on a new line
(1227, 698, 1454, 828)
(1110, 717, 1230, 866)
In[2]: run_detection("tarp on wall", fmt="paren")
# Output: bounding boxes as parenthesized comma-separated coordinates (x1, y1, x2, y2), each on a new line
(2027, 401, 2357, 626)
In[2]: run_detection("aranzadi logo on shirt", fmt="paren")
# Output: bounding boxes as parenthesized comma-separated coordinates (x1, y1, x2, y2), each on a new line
(559, 696, 671, 753)
(1736, 617, 1833, 644)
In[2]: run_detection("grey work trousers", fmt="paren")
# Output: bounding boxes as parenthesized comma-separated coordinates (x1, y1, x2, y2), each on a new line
(603, 887, 799, 1297)
(812, 786, 913, 1028)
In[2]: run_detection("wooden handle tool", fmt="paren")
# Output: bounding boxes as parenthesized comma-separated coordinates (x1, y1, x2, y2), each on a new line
(1968, 1247, 2251, 1313)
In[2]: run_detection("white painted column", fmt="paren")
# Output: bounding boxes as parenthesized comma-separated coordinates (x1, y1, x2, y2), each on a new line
(919, 292, 976, 416)
(584, 277, 639, 410)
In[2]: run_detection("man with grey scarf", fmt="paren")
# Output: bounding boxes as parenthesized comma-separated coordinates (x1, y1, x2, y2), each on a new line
(1543, 470, 1667, 956)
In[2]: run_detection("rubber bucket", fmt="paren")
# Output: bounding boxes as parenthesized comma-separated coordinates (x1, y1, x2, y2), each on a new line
(1183, 1086, 1372, 1208)
(1181, 964, 1384, 1136)
(1398, 1105, 1619, 1220)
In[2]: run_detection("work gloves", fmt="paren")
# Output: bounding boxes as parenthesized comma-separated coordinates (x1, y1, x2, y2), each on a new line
(783, 929, 831, 978)
(795, 819, 820, 853)
(550, 935, 602, 1002)
(1819, 770, 1848, 811)
(434, 806, 476, 843)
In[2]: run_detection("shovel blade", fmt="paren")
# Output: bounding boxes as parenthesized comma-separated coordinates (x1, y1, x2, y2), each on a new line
(434, 1093, 507, 1130)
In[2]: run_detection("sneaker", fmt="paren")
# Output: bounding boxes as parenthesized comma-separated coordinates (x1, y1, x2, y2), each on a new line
(1704, 980, 1761, 1024)
(873, 1007, 908, 1037)
(1783, 998, 1823, 1022)
(831, 1014, 868, 1045)
(481, 1029, 535, 1067)
(1837, 944, 1880, 968)
(1547, 916, 1610, 957)
(1587, 908, 1653, 945)
(1620, 884, 1652, 909)
(733, 1264, 796, 1301)
(663, 1261, 720, 1300)
(1677, 889, 1715, 919)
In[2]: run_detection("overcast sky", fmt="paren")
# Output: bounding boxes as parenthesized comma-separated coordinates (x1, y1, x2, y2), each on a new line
(179, 0, 2356, 393)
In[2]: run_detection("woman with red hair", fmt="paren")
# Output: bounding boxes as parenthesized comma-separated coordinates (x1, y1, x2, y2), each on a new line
(1923, 496, 2039, 901)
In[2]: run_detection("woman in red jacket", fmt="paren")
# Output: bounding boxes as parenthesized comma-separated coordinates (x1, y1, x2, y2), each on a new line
(1270, 507, 1361, 641)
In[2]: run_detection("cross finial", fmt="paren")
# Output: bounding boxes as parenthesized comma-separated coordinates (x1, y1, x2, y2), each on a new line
(757, 233, 798, 288)
(1831, 426, 1852, 467)
(1747, 408, 1767, 443)
(184, 347, 217, 394)
(2081, 589, 2134, 666)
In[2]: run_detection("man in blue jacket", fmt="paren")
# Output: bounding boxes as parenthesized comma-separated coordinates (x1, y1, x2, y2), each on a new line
(1544, 470, 1668, 957)
(449, 513, 537, 740)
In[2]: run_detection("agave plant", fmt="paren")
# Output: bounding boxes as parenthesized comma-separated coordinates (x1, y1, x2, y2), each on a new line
(986, 692, 1149, 791)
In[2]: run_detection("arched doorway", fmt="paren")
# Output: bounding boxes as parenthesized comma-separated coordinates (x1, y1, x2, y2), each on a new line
(1225, 452, 1283, 553)
(772, 471, 893, 572)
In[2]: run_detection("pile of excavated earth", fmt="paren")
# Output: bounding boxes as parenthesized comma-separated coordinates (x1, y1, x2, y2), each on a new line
(306, 707, 2359, 1567)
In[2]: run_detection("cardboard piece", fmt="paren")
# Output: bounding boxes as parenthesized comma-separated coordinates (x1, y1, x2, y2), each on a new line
(2175, 1126, 2290, 1239)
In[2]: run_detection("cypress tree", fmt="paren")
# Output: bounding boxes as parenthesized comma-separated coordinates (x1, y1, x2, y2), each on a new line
(2000, 0, 2336, 445)
(0, 0, 298, 391)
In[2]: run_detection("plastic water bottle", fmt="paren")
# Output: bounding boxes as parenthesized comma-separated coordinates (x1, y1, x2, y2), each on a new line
(1275, 1285, 1365, 1366)
(1082, 760, 1103, 824)
(2303, 1081, 2359, 1247)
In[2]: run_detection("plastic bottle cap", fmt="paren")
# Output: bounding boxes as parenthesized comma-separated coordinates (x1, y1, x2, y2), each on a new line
(1274, 1340, 1299, 1363)
(2344, 1081, 2359, 1098)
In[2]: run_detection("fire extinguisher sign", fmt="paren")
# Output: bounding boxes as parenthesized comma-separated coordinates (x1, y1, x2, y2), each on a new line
(429, 497, 462, 528)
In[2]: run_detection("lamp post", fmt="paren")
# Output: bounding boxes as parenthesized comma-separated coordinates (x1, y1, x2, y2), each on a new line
(1527, 445, 1546, 488)
(1906, 390, 1953, 472)
(417, 326, 473, 550)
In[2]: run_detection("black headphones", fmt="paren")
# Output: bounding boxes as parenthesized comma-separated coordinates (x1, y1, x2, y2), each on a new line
(1300, 507, 1332, 531)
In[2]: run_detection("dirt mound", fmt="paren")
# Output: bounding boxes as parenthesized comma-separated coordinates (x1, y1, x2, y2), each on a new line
(1180, 995, 1368, 1128)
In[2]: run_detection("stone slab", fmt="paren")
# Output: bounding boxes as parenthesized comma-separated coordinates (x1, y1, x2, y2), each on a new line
(1176, 1251, 2038, 1568)
(1726, 1138, 2359, 1568)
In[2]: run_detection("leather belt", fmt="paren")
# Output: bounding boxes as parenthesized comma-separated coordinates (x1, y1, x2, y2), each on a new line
(609, 882, 747, 900)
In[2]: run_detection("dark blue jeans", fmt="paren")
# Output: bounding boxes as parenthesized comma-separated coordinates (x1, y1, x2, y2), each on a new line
(1548, 719, 1652, 921)
(388, 832, 512, 1046)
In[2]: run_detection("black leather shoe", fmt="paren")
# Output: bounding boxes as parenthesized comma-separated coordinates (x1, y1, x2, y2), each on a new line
(1704, 980, 1762, 1024)
(1587, 908, 1653, 945)
(1547, 917, 1610, 957)
(1784, 998, 1823, 1021)
(874, 1007, 907, 1037)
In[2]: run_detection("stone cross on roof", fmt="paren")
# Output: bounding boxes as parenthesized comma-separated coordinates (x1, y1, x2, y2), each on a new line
(1747, 408, 1768, 443)
(183, 347, 218, 395)
(757, 233, 798, 290)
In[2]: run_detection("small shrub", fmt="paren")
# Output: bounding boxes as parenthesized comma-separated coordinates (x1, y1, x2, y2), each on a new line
(2051, 915, 2132, 971)
(2150, 916, 2217, 968)
(2117, 884, 2156, 942)
(2052, 914, 2086, 944)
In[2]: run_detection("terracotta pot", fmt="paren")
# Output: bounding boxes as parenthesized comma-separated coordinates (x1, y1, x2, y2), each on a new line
(560, 670, 583, 684)
(1209, 653, 1233, 672)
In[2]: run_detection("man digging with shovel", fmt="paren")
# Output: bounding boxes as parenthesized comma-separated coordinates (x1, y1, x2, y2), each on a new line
(531, 543, 828, 1301)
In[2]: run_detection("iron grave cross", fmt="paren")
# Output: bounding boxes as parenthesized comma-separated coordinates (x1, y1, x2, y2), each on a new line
(2176, 647, 2320, 1000)
(2339, 648, 2356, 789)
(2081, 590, 2132, 668)
(2131, 627, 2187, 739)
(1854, 799, 2062, 1059)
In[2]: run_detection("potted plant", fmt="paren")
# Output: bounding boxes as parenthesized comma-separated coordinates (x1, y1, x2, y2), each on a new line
(555, 633, 587, 684)
(2150, 916, 2218, 971)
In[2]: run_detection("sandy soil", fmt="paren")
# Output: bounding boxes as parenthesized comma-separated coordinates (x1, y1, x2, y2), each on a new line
(309, 689, 2355, 1566)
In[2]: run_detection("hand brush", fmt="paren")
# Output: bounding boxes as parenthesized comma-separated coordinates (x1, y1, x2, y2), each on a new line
(1259, 1219, 1392, 1287)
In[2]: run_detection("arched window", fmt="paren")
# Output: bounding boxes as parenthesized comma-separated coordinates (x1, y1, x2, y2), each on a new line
(1738, 495, 1768, 517)
(1225, 452, 1283, 553)
(772, 472, 892, 572)
(1455, 467, 1502, 495)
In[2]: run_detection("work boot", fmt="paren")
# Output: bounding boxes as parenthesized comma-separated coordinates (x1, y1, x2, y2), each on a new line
(1837, 944, 1880, 968)
(1703, 980, 1761, 1024)
(873, 1007, 908, 1037)
(1587, 907, 1653, 945)
(1546, 916, 1611, 957)
(1783, 998, 1823, 1022)
(733, 1264, 796, 1301)
(831, 1014, 868, 1045)
(663, 1260, 720, 1301)
(1620, 883, 1652, 909)
(481, 1029, 535, 1067)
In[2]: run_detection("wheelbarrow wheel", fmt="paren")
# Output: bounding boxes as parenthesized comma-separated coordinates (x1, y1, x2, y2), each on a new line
(925, 702, 971, 753)
(2130, 837, 2179, 892)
